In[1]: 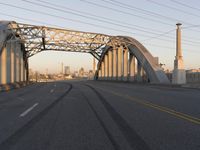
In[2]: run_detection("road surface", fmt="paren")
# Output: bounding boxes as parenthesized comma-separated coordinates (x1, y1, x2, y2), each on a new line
(0, 81, 199, 150)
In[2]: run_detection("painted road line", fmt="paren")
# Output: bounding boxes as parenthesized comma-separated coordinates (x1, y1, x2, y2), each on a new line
(50, 89, 54, 93)
(94, 86, 200, 125)
(19, 103, 39, 117)
(18, 97, 24, 101)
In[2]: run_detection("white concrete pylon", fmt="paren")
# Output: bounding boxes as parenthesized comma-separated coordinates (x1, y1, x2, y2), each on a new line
(129, 53, 135, 81)
(11, 41, 16, 83)
(105, 54, 108, 80)
(15, 42, 20, 82)
(101, 61, 105, 79)
(117, 46, 122, 80)
(112, 48, 117, 80)
(6, 42, 11, 83)
(108, 50, 113, 80)
(1, 46, 7, 84)
(172, 23, 186, 84)
(137, 61, 142, 82)
(123, 47, 128, 81)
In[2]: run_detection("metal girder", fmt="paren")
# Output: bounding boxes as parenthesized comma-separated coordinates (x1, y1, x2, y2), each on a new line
(8, 22, 114, 60)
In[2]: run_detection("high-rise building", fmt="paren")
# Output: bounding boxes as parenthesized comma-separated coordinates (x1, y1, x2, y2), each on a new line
(64, 66, 70, 75)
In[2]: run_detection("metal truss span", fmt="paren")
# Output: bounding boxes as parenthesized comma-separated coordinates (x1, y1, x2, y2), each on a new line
(7, 21, 113, 59)
(0, 21, 169, 83)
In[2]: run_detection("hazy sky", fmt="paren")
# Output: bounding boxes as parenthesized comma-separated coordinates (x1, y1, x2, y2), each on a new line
(1, 0, 200, 73)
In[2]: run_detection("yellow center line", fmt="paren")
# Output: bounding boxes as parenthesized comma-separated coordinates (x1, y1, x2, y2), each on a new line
(94, 86, 200, 125)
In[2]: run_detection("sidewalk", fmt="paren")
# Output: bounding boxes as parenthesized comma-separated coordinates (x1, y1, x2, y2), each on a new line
(182, 83, 200, 89)
(0, 82, 33, 92)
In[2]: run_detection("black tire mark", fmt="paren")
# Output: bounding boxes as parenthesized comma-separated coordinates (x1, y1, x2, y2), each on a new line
(80, 91, 121, 150)
(85, 84, 151, 150)
(0, 83, 72, 150)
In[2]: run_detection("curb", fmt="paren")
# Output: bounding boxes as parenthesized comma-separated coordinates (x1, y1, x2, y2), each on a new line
(0, 82, 34, 92)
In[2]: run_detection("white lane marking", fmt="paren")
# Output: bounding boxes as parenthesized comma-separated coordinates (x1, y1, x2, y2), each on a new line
(19, 103, 39, 117)
(50, 89, 54, 93)
(18, 97, 24, 101)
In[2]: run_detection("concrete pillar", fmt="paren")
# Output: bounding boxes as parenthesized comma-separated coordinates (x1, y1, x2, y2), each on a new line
(20, 51, 24, 82)
(117, 46, 122, 80)
(6, 42, 11, 83)
(93, 57, 96, 75)
(1, 46, 7, 84)
(137, 61, 142, 82)
(172, 23, 186, 84)
(98, 70, 102, 79)
(11, 41, 16, 83)
(15, 43, 20, 82)
(101, 61, 105, 79)
(0, 52, 1, 84)
(112, 48, 117, 80)
(129, 53, 135, 81)
(108, 50, 113, 80)
(123, 48, 128, 81)
(105, 54, 108, 80)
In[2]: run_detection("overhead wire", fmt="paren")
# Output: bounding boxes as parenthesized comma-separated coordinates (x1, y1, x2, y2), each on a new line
(0, 1, 199, 53)
(28, 0, 200, 45)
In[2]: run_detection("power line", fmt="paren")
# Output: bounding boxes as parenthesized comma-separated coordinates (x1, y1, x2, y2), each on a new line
(26, 0, 200, 45)
(81, 0, 200, 43)
(105, 0, 181, 23)
(36, 0, 163, 34)
(22, 0, 168, 36)
(145, 0, 200, 34)
(146, 0, 200, 18)
(170, 0, 200, 12)
(0, 2, 142, 36)
(80, 0, 174, 27)
(1, 1, 199, 48)
(106, 0, 200, 33)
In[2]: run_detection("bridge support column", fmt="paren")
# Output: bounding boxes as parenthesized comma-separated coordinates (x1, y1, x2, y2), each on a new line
(137, 61, 142, 82)
(15, 43, 20, 82)
(0, 52, 1, 84)
(101, 61, 105, 80)
(123, 48, 128, 81)
(98, 70, 102, 80)
(129, 53, 135, 81)
(6, 42, 12, 84)
(20, 50, 24, 82)
(117, 46, 122, 80)
(108, 50, 112, 80)
(1, 46, 7, 84)
(112, 48, 117, 80)
(11, 41, 16, 83)
(105, 54, 108, 80)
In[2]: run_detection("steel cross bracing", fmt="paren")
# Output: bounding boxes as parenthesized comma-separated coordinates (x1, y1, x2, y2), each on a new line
(8, 22, 115, 60)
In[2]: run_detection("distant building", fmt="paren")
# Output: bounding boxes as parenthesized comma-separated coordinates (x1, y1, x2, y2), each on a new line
(79, 67, 84, 77)
(64, 66, 70, 75)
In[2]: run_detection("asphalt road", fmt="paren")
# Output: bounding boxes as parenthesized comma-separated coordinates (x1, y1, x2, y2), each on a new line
(0, 80, 199, 150)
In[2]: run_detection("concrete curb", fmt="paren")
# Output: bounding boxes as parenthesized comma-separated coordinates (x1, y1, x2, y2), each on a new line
(0, 82, 34, 92)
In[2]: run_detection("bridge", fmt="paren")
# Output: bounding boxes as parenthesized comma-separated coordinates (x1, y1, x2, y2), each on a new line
(0, 21, 169, 85)
(0, 21, 199, 150)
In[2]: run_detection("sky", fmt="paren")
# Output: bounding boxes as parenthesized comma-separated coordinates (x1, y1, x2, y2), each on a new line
(0, 0, 200, 73)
